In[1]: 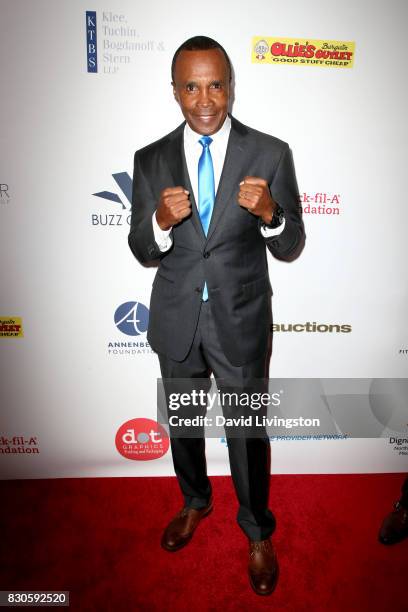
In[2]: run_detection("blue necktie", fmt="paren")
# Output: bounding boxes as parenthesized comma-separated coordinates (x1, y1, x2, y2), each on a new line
(198, 136, 215, 301)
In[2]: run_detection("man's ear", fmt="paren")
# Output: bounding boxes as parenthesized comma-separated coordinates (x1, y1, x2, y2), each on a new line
(171, 82, 178, 103)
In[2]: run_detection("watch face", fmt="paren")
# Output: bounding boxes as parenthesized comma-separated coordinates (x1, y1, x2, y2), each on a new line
(270, 217, 282, 229)
(261, 207, 284, 229)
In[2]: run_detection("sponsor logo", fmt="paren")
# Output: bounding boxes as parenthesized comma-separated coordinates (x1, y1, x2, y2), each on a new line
(0, 317, 23, 338)
(389, 437, 408, 446)
(299, 192, 341, 215)
(254, 39, 269, 60)
(115, 418, 169, 460)
(108, 302, 153, 356)
(85, 11, 165, 75)
(86, 11, 98, 72)
(114, 301, 149, 336)
(252, 37, 355, 68)
(389, 437, 408, 457)
(0, 435, 39, 455)
(93, 172, 132, 209)
(91, 171, 132, 227)
(272, 322, 352, 333)
(221, 434, 348, 444)
(0, 183, 11, 205)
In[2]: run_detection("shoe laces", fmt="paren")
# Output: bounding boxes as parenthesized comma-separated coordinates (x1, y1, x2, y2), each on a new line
(250, 539, 273, 558)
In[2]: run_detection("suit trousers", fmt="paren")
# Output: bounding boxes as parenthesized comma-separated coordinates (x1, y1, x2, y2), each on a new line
(158, 299, 276, 541)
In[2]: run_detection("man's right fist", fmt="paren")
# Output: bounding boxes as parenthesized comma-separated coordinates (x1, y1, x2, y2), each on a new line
(156, 186, 191, 231)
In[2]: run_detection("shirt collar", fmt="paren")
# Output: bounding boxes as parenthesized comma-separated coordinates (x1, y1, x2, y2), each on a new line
(184, 114, 231, 146)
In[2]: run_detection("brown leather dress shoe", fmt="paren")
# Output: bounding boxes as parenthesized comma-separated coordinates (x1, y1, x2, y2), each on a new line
(248, 538, 279, 596)
(161, 500, 213, 552)
(379, 501, 408, 545)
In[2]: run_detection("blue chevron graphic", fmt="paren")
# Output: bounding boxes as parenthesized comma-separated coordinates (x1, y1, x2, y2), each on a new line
(93, 172, 133, 210)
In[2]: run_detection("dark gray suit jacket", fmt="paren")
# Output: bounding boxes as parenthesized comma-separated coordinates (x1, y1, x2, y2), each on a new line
(128, 116, 304, 366)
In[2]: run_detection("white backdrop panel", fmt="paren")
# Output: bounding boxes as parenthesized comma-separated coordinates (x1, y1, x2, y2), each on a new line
(0, 0, 407, 478)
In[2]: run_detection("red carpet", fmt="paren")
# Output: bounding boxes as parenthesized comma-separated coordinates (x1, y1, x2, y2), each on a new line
(0, 473, 406, 611)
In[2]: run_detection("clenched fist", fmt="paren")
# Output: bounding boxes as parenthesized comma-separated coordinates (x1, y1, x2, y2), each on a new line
(238, 176, 277, 224)
(156, 186, 192, 231)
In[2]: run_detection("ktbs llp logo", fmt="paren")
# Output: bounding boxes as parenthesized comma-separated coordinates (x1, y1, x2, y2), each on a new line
(115, 418, 169, 460)
(108, 301, 154, 356)
(86, 11, 98, 72)
(85, 10, 165, 75)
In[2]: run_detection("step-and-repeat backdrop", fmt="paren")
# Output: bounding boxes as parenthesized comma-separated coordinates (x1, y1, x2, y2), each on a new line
(1, 0, 407, 479)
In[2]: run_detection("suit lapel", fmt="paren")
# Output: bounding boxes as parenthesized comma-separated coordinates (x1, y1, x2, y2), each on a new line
(164, 123, 206, 242)
(206, 117, 248, 244)
(164, 117, 249, 245)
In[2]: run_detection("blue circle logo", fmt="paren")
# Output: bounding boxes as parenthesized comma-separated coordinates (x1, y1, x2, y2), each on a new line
(114, 301, 149, 336)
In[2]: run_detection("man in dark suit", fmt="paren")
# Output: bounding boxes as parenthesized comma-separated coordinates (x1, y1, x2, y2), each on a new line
(128, 36, 304, 595)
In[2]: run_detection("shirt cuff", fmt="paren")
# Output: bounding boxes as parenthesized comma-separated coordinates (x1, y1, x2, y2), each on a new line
(260, 216, 286, 237)
(152, 212, 173, 252)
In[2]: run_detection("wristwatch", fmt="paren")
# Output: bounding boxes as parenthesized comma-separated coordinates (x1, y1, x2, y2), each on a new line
(260, 205, 284, 230)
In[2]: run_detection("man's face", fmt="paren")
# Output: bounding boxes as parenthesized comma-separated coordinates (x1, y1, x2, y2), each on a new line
(172, 48, 230, 136)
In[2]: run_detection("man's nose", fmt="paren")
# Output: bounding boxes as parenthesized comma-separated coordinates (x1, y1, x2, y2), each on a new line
(197, 88, 212, 106)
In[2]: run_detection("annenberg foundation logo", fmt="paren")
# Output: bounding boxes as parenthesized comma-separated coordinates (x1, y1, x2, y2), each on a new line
(85, 10, 165, 75)
(0, 317, 23, 338)
(108, 301, 153, 356)
(115, 418, 169, 460)
(273, 322, 352, 333)
(114, 301, 149, 336)
(252, 37, 355, 68)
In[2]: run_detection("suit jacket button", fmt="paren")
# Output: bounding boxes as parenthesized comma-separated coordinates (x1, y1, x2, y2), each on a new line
(195, 287, 201, 293)
(203, 251, 210, 259)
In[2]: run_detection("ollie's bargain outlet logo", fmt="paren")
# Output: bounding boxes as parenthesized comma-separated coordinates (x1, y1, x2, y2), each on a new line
(115, 418, 169, 460)
(252, 37, 355, 68)
(0, 317, 23, 338)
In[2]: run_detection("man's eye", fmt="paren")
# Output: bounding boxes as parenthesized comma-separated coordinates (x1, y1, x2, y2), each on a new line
(186, 84, 197, 92)
(211, 83, 222, 89)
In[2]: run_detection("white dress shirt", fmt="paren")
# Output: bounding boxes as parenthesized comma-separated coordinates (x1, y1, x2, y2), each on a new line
(152, 116, 285, 250)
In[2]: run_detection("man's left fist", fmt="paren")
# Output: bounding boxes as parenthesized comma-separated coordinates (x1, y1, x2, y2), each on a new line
(238, 176, 277, 225)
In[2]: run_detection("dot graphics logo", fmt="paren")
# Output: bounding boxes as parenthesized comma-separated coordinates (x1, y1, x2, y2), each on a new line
(115, 418, 169, 460)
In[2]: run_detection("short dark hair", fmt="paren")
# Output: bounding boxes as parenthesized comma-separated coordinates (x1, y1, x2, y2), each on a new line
(171, 36, 232, 82)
